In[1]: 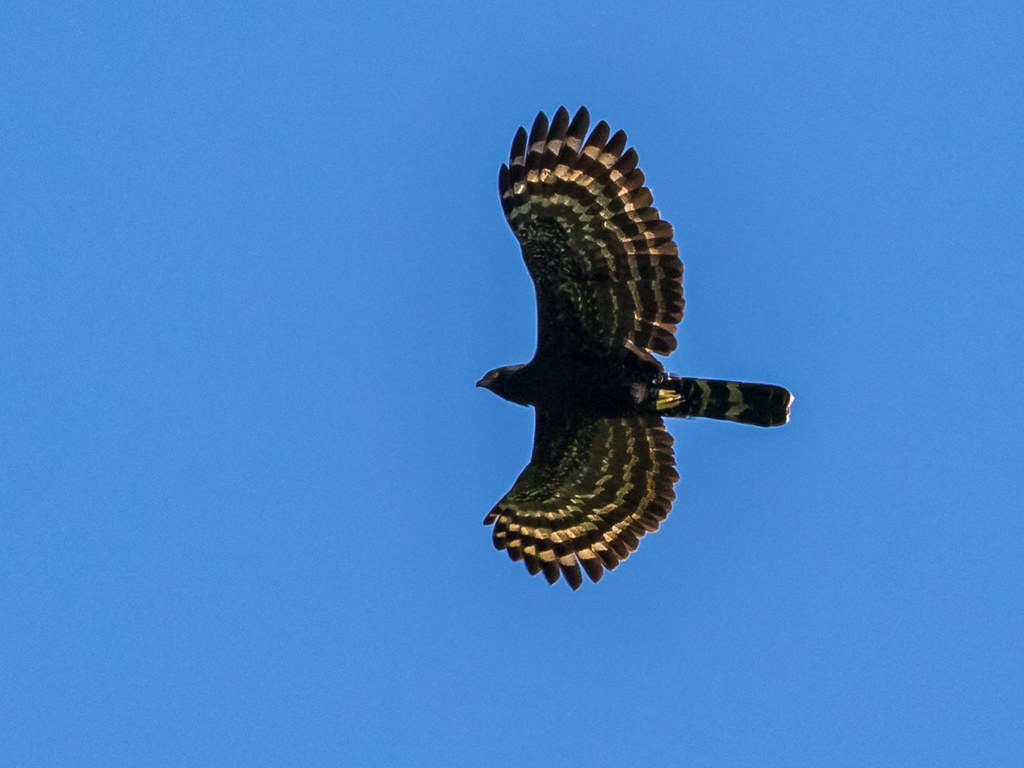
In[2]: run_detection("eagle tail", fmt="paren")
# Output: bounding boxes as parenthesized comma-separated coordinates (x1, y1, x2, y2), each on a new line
(653, 377, 793, 427)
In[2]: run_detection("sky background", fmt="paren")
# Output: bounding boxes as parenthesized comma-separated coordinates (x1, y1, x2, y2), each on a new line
(3, 2, 1023, 765)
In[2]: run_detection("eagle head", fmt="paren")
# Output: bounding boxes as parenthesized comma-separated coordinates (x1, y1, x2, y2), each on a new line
(476, 364, 530, 405)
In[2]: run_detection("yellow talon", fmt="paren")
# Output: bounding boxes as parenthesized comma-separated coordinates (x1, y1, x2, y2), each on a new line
(655, 389, 683, 411)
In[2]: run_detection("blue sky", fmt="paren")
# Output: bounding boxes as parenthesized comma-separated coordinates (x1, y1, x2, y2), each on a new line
(3, 1, 1023, 765)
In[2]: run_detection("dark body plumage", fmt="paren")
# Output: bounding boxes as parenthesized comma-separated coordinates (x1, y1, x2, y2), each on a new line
(478, 107, 793, 590)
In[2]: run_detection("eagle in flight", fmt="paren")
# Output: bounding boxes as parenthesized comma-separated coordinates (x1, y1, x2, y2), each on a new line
(477, 107, 793, 589)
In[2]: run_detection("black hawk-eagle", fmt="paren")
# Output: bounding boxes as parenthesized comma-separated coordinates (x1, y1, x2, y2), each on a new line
(477, 107, 793, 589)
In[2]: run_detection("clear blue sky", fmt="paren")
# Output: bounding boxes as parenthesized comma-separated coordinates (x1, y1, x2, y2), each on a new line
(3, 2, 1022, 765)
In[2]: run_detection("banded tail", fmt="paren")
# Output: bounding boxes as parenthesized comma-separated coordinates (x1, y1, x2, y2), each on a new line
(653, 377, 793, 427)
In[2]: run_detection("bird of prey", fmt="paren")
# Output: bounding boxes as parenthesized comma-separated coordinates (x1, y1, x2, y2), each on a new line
(477, 106, 793, 590)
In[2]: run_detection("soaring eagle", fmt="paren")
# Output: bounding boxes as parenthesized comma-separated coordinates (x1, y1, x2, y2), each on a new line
(477, 107, 792, 589)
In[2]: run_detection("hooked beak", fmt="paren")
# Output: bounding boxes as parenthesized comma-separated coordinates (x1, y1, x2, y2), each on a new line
(475, 376, 488, 389)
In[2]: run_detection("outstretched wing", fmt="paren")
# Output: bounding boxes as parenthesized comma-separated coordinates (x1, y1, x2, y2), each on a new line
(484, 409, 678, 589)
(498, 106, 684, 361)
